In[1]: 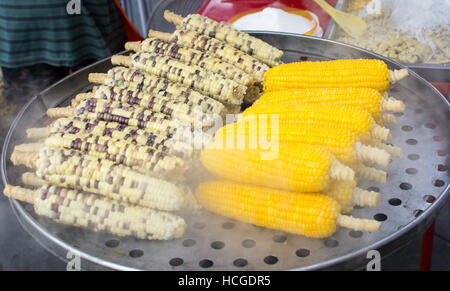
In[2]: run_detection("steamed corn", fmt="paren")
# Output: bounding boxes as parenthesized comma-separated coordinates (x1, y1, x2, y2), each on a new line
(196, 181, 380, 238)
(4, 184, 186, 240)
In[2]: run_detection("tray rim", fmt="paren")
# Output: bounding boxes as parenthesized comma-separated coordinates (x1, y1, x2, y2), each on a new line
(1, 31, 449, 271)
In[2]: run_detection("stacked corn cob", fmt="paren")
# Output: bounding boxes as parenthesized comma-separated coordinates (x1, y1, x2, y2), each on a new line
(197, 59, 410, 238)
(4, 11, 282, 241)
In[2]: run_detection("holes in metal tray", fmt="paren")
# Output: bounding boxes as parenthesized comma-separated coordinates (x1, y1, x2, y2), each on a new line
(295, 249, 310, 258)
(405, 168, 418, 175)
(199, 259, 214, 268)
(210, 241, 225, 250)
(272, 234, 287, 243)
(242, 239, 256, 248)
(401, 125, 413, 132)
(413, 209, 424, 217)
(349, 230, 363, 238)
(233, 258, 248, 267)
(193, 222, 205, 230)
(388, 198, 402, 206)
(169, 258, 184, 267)
(367, 186, 380, 192)
(264, 256, 278, 265)
(222, 222, 235, 229)
(182, 239, 196, 247)
(374, 213, 388, 222)
(129, 249, 144, 258)
(424, 195, 436, 204)
(408, 154, 420, 160)
(399, 182, 412, 190)
(324, 239, 339, 248)
(406, 139, 418, 145)
(434, 179, 445, 187)
(425, 123, 436, 129)
(437, 164, 448, 172)
(433, 136, 444, 142)
(105, 239, 120, 248)
(415, 108, 424, 114)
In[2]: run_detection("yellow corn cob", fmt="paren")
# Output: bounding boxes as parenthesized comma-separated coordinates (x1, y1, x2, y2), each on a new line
(4, 185, 186, 240)
(195, 181, 381, 238)
(111, 53, 246, 106)
(88, 67, 226, 115)
(163, 11, 283, 66)
(148, 29, 269, 80)
(243, 104, 392, 141)
(253, 88, 405, 117)
(263, 59, 409, 92)
(215, 120, 391, 167)
(200, 142, 354, 193)
(126, 38, 255, 86)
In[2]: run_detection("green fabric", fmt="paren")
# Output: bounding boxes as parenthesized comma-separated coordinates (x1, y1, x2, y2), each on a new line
(0, 0, 125, 68)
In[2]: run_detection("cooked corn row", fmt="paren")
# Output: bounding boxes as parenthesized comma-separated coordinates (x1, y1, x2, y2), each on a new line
(35, 147, 179, 187)
(17, 139, 185, 177)
(30, 117, 200, 146)
(326, 181, 380, 213)
(45, 131, 178, 162)
(148, 29, 269, 80)
(27, 118, 195, 157)
(215, 121, 391, 167)
(43, 134, 186, 175)
(243, 104, 392, 141)
(253, 88, 405, 118)
(112, 53, 246, 106)
(4, 185, 186, 240)
(22, 171, 186, 212)
(126, 38, 255, 86)
(48, 98, 205, 136)
(37, 147, 155, 182)
(50, 98, 171, 126)
(79, 85, 211, 123)
(264, 59, 409, 92)
(88, 68, 226, 115)
(163, 11, 283, 66)
(196, 181, 381, 238)
(200, 142, 354, 193)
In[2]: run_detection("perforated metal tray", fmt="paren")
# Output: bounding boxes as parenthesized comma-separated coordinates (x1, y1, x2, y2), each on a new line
(1, 33, 449, 270)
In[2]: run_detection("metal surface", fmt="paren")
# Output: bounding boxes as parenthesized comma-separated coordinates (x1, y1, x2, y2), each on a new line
(2, 32, 449, 271)
(323, 0, 450, 82)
